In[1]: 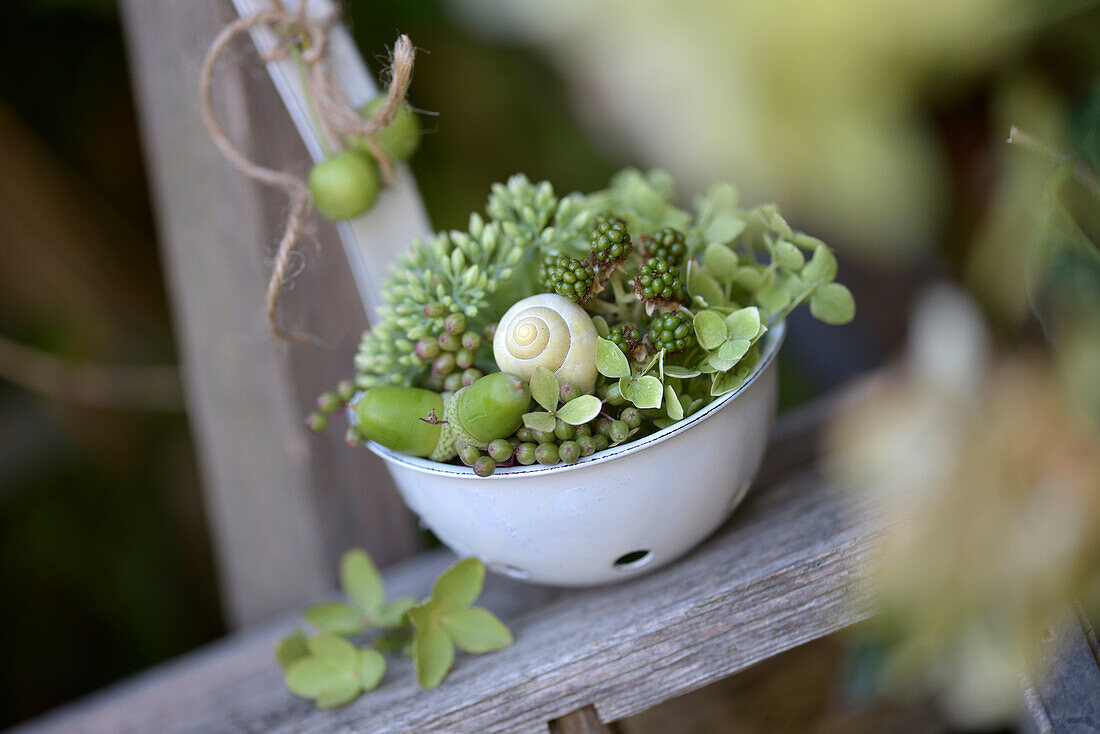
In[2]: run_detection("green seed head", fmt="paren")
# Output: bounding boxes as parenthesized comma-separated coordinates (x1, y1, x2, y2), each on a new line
(559, 441, 581, 464)
(306, 412, 328, 433)
(450, 372, 532, 449)
(609, 419, 630, 444)
(357, 94, 421, 161)
(308, 150, 380, 221)
(554, 419, 575, 441)
(514, 442, 537, 465)
(317, 391, 342, 414)
(443, 312, 467, 335)
(473, 456, 496, 477)
(487, 438, 513, 462)
(443, 372, 464, 393)
(458, 443, 481, 466)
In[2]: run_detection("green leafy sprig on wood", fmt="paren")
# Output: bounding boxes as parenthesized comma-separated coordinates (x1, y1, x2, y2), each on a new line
(276, 550, 511, 708)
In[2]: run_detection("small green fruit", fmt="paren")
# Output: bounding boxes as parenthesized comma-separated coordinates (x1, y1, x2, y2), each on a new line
(535, 443, 560, 465)
(473, 456, 496, 477)
(309, 150, 379, 221)
(515, 442, 537, 465)
(487, 438, 512, 462)
(358, 94, 421, 161)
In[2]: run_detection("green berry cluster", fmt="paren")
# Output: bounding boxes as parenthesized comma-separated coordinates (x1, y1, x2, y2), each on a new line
(589, 214, 633, 266)
(451, 403, 650, 476)
(633, 256, 686, 304)
(539, 254, 596, 303)
(608, 322, 641, 356)
(647, 310, 694, 354)
(640, 227, 687, 264)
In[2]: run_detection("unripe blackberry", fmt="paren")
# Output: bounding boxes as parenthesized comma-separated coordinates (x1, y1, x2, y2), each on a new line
(608, 322, 641, 356)
(487, 438, 513, 462)
(589, 214, 632, 266)
(600, 381, 625, 406)
(539, 254, 595, 303)
(344, 427, 364, 448)
(559, 441, 581, 464)
(317, 391, 342, 414)
(559, 383, 581, 403)
(443, 312, 467, 334)
(336, 380, 356, 402)
(633, 256, 686, 304)
(554, 419, 575, 441)
(443, 372, 464, 393)
(647, 310, 694, 354)
(432, 352, 456, 376)
(640, 227, 687, 264)
(306, 412, 328, 433)
(438, 331, 461, 352)
(473, 456, 496, 477)
(458, 443, 481, 466)
(455, 348, 475, 369)
(415, 338, 440, 360)
(608, 419, 630, 444)
(535, 443, 560, 465)
(461, 331, 482, 350)
(531, 427, 556, 444)
(515, 442, 538, 465)
(620, 406, 642, 428)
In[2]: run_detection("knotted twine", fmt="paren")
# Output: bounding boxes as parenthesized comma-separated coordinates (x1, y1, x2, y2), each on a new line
(199, 2, 415, 340)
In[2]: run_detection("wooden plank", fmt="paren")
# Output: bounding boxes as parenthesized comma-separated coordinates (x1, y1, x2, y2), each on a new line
(11, 462, 877, 734)
(1020, 606, 1100, 734)
(118, 0, 420, 627)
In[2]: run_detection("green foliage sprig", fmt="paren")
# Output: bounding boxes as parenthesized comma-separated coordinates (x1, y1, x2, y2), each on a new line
(276, 550, 511, 708)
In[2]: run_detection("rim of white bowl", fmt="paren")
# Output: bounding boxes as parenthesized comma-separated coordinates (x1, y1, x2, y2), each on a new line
(366, 320, 786, 479)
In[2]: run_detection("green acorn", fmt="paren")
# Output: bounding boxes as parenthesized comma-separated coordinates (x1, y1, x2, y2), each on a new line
(351, 372, 530, 462)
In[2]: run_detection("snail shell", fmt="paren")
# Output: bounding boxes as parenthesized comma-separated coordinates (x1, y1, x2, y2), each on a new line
(493, 293, 598, 394)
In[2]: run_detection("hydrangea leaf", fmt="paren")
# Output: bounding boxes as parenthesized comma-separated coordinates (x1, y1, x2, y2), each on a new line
(285, 657, 348, 699)
(556, 395, 602, 426)
(693, 310, 727, 351)
(530, 367, 560, 412)
(596, 337, 631, 379)
(711, 369, 748, 396)
(376, 597, 417, 629)
(801, 245, 838, 283)
(439, 607, 513, 653)
(776, 241, 805, 270)
(341, 549, 383, 615)
(522, 411, 557, 433)
(303, 602, 365, 636)
(703, 242, 738, 278)
(665, 385, 684, 421)
(412, 620, 455, 689)
(707, 353, 739, 373)
(307, 633, 358, 670)
(357, 648, 386, 691)
(275, 631, 309, 671)
(621, 375, 664, 409)
(732, 266, 764, 291)
(663, 365, 700, 379)
(688, 269, 725, 308)
(756, 282, 791, 315)
(431, 558, 485, 610)
(809, 283, 856, 324)
(719, 338, 751, 362)
(724, 307, 761, 342)
(314, 675, 361, 709)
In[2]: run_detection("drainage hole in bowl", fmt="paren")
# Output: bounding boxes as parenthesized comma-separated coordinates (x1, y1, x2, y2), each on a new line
(613, 550, 654, 571)
(489, 563, 531, 580)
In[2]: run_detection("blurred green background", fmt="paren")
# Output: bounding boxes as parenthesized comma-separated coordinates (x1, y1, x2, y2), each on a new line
(1, 0, 1098, 728)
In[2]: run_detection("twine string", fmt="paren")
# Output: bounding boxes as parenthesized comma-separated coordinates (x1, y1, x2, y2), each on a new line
(199, 5, 415, 340)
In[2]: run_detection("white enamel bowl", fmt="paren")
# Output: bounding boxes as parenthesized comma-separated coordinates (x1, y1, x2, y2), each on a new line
(367, 323, 785, 586)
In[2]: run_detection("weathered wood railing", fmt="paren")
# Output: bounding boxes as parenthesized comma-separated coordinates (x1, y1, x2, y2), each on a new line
(14, 1, 1090, 731)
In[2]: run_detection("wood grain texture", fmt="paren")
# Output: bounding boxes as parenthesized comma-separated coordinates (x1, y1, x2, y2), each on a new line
(118, 0, 419, 627)
(11, 464, 877, 734)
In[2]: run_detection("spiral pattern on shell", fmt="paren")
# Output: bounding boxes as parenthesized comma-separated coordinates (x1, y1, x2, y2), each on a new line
(493, 293, 598, 394)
